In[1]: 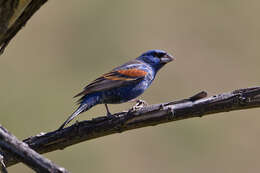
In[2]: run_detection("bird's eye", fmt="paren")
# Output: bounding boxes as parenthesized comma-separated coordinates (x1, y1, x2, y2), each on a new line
(157, 53, 165, 58)
(152, 52, 163, 57)
(151, 52, 157, 57)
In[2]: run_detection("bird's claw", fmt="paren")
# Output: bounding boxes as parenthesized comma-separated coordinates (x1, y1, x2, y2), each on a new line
(132, 99, 148, 110)
(106, 112, 117, 119)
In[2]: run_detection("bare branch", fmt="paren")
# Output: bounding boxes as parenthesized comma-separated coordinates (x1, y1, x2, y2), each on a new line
(0, 125, 69, 172)
(0, 0, 48, 54)
(3, 86, 260, 167)
(0, 153, 7, 173)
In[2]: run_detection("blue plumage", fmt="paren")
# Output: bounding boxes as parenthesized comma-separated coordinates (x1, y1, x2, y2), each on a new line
(58, 49, 174, 129)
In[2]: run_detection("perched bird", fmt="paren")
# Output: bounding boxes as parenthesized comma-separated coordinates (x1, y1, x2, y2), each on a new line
(58, 49, 174, 129)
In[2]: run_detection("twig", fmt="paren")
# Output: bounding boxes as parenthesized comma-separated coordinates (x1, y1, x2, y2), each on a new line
(3, 86, 260, 167)
(0, 153, 7, 173)
(0, 0, 48, 54)
(0, 125, 69, 172)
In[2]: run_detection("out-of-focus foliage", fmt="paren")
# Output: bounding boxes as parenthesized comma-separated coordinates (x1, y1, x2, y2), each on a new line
(1, 0, 260, 172)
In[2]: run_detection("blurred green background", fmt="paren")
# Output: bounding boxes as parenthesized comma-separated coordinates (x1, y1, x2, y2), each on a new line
(1, 0, 260, 172)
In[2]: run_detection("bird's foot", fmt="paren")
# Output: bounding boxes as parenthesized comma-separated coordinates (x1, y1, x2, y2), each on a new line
(132, 99, 148, 111)
(106, 112, 117, 119)
(104, 104, 116, 119)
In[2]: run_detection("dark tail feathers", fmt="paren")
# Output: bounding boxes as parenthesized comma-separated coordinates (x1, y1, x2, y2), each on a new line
(58, 104, 88, 130)
(58, 93, 100, 130)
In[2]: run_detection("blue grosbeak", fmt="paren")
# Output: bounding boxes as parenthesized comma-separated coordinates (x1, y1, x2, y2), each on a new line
(58, 49, 174, 129)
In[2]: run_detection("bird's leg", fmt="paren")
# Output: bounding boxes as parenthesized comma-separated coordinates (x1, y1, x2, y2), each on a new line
(105, 104, 113, 117)
(129, 98, 148, 105)
(136, 99, 148, 106)
(131, 99, 148, 110)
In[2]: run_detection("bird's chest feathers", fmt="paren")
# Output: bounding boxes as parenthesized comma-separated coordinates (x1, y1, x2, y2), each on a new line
(101, 79, 150, 104)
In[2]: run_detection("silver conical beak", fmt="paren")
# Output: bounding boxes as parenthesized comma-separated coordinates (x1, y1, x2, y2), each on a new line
(160, 53, 175, 63)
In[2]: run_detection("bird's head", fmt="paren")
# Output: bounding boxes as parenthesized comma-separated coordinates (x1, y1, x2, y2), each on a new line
(137, 49, 175, 71)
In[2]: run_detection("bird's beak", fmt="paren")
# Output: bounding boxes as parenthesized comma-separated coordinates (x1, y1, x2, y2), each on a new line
(160, 53, 175, 64)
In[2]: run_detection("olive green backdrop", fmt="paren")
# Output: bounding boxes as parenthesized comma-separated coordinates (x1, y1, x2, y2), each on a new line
(1, 0, 260, 172)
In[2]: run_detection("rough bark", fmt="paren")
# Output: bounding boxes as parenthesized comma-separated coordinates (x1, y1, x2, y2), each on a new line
(3, 86, 260, 167)
(0, 126, 69, 172)
(0, 0, 47, 54)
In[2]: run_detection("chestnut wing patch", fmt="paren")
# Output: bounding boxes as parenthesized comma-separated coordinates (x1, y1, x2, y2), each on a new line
(103, 69, 147, 81)
(74, 69, 147, 99)
(117, 69, 147, 78)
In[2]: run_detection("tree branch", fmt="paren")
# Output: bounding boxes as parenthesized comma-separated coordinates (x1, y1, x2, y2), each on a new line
(0, 153, 7, 173)
(0, 125, 69, 172)
(3, 86, 260, 167)
(0, 0, 48, 54)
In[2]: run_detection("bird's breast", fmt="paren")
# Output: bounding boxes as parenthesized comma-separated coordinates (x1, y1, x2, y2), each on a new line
(100, 79, 151, 104)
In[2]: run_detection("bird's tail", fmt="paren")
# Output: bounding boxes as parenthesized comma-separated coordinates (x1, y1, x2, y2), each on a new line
(58, 94, 100, 130)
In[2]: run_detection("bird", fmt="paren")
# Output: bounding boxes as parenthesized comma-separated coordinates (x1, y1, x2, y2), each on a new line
(58, 49, 174, 130)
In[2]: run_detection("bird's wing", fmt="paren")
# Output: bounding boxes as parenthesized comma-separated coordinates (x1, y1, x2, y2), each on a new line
(74, 62, 148, 101)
